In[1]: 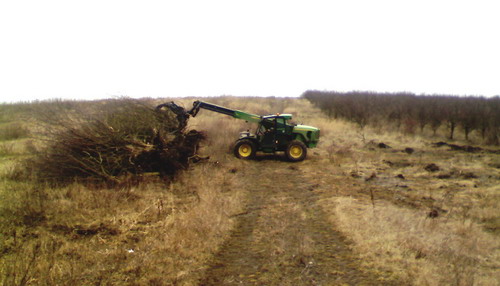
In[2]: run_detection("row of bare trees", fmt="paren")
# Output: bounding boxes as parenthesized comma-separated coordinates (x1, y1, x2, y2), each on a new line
(302, 91, 500, 144)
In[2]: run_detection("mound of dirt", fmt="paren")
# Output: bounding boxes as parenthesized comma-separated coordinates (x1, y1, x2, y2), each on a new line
(31, 99, 205, 185)
(404, 147, 415, 154)
(433, 142, 500, 154)
(378, 142, 391, 149)
(424, 163, 440, 172)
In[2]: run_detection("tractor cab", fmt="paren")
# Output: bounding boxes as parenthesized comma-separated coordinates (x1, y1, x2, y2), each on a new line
(256, 114, 295, 152)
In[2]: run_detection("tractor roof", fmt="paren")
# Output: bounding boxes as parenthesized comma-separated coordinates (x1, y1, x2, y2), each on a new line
(262, 114, 293, 120)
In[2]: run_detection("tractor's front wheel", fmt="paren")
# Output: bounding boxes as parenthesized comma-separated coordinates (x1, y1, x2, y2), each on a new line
(286, 140, 307, 162)
(234, 139, 257, 160)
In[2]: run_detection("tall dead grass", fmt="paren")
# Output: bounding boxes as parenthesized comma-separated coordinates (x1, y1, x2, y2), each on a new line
(0, 163, 244, 285)
(0, 123, 30, 141)
(326, 197, 500, 285)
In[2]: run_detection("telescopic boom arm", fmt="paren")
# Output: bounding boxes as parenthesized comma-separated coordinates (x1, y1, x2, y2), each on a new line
(188, 101, 262, 123)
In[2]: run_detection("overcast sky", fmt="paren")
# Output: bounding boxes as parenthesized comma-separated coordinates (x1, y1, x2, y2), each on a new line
(1, 0, 499, 103)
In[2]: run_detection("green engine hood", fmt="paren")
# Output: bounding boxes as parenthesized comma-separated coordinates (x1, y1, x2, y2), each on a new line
(292, 124, 320, 148)
(293, 125, 319, 132)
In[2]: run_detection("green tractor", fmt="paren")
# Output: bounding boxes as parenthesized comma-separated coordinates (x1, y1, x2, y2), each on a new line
(157, 100, 320, 162)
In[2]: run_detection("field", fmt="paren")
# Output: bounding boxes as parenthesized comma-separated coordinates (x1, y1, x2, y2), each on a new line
(0, 96, 499, 285)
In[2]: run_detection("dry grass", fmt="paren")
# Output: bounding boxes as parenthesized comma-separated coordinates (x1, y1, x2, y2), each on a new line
(0, 163, 244, 285)
(0, 123, 30, 141)
(326, 197, 499, 285)
(1, 96, 499, 285)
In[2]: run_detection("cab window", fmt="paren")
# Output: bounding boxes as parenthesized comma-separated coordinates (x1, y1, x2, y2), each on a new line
(276, 118, 286, 133)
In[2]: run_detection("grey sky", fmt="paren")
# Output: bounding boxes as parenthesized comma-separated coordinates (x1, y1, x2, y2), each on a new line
(1, 0, 499, 103)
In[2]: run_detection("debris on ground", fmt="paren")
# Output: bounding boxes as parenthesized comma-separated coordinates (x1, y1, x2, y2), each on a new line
(437, 173, 452, 179)
(378, 142, 391, 149)
(424, 163, 440, 172)
(404, 147, 415, 154)
(432, 142, 500, 154)
(428, 206, 448, 218)
(428, 208, 439, 218)
(350, 171, 362, 178)
(383, 160, 413, 168)
(365, 140, 391, 150)
(436, 170, 478, 180)
(365, 172, 377, 181)
(461, 172, 478, 179)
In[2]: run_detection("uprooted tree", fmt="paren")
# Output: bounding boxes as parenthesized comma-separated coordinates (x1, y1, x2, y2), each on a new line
(30, 98, 205, 185)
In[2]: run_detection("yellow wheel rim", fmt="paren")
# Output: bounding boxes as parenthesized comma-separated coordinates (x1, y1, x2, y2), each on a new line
(238, 144, 252, 157)
(289, 145, 303, 159)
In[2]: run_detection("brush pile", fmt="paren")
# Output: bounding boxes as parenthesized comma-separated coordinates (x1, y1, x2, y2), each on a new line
(32, 98, 205, 185)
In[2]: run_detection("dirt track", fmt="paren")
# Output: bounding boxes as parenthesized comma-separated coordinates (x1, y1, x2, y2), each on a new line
(200, 160, 396, 285)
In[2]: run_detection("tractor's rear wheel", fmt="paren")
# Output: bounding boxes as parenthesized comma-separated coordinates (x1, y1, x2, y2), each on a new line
(286, 140, 307, 162)
(234, 139, 256, 160)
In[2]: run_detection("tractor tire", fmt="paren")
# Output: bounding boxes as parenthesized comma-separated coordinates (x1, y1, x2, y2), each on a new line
(234, 139, 257, 160)
(286, 140, 307, 162)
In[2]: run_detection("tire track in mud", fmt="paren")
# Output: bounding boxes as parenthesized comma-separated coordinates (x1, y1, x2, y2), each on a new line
(201, 161, 396, 285)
